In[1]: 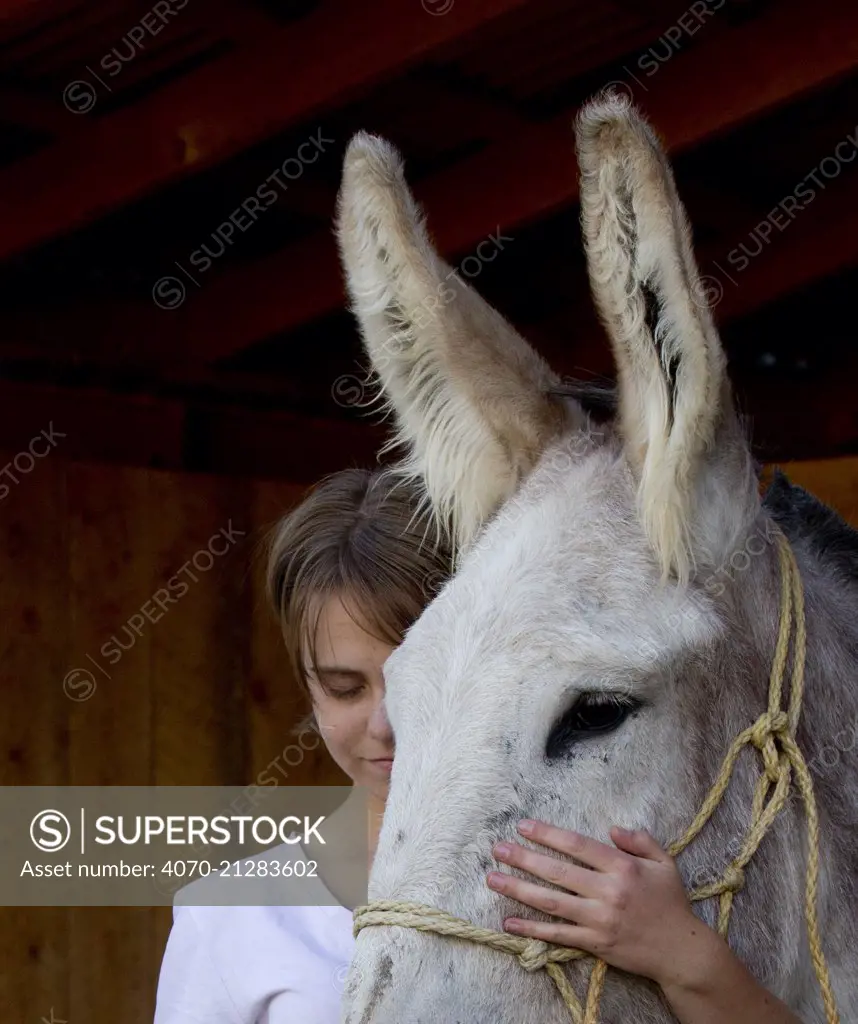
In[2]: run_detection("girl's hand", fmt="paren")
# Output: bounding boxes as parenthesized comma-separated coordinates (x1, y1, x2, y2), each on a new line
(486, 820, 804, 1024)
(486, 819, 709, 988)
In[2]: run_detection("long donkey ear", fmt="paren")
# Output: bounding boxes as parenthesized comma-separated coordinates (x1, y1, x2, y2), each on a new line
(336, 132, 583, 555)
(575, 92, 756, 583)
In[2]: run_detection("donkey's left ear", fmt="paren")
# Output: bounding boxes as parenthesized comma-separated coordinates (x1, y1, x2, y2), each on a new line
(575, 92, 758, 583)
(336, 132, 583, 557)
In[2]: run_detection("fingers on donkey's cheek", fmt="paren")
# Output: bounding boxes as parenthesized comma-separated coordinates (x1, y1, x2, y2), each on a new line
(493, 841, 518, 862)
(504, 917, 527, 934)
(487, 871, 509, 892)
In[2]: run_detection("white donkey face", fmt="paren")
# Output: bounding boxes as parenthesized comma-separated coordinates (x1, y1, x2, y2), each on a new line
(345, 444, 718, 1021)
(336, 92, 759, 1022)
(380, 440, 716, 879)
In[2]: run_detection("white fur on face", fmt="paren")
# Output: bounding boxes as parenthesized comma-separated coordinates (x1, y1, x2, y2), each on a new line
(344, 441, 719, 1023)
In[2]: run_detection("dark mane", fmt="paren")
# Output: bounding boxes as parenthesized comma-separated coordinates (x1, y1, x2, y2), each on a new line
(763, 469, 858, 583)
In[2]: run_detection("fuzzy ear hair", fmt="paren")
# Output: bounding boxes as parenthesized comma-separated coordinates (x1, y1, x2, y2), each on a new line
(575, 92, 743, 583)
(336, 132, 584, 557)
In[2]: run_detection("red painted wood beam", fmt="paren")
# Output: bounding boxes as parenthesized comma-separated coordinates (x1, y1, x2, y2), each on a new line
(6, 156, 858, 444)
(0, 0, 68, 23)
(172, 0, 858, 362)
(708, 173, 858, 323)
(0, 0, 534, 260)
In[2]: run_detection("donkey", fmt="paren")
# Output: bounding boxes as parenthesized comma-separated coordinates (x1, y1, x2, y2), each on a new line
(334, 91, 858, 1022)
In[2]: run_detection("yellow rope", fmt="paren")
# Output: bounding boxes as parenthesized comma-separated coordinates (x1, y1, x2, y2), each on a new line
(353, 531, 840, 1023)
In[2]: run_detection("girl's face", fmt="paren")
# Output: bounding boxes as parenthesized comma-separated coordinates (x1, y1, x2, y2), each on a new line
(302, 593, 396, 802)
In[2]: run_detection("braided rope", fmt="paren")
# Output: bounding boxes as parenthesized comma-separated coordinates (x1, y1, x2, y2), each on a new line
(353, 531, 840, 1023)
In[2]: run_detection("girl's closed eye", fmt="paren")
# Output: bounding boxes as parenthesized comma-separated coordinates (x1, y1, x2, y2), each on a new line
(315, 668, 368, 702)
(328, 684, 365, 701)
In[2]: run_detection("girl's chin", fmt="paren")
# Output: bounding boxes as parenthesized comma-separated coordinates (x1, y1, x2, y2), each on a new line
(353, 762, 391, 790)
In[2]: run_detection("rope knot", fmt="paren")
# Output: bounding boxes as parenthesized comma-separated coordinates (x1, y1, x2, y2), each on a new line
(749, 710, 789, 780)
(749, 710, 787, 749)
(769, 710, 790, 737)
(518, 938, 550, 972)
(722, 864, 746, 892)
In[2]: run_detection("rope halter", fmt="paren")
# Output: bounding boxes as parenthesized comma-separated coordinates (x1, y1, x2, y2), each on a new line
(353, 531, 841, 1024)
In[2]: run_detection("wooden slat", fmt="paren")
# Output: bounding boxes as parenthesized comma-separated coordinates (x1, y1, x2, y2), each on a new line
(66, 462, 153, 784)
(0, 451, 69, 1024)
(0, 381, 184, 471)
(66, 463, 153, 1024)
(149, 467, 250, 785)
(0, 0, 535, 260)
(0, 451, 69, 776)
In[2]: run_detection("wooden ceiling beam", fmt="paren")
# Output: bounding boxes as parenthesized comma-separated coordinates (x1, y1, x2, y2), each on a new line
(10, 0, 843, 373)
(0, 0, 74, 26)
(709, 174, 858, 323)
(0, 83, 71, 136)
(206, 0, 281, 47)
(3, 164, 858, 467)
(0, 0, 534, 261)
(6, 105, 858, 386)
(4, 0, 857, 377)
(0, 340, 854, 481)
(0, 378, 384, 481)
(167, 0, 858, 363)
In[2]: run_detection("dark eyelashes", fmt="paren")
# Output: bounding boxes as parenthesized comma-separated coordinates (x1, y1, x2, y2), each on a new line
(545, 691, 643, 759)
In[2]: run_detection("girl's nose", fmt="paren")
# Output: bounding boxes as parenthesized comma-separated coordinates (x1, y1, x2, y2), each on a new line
(367, 694, 394, 743)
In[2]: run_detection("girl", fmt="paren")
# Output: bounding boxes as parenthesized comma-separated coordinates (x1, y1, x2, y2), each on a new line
(154, 467, 800, 1024)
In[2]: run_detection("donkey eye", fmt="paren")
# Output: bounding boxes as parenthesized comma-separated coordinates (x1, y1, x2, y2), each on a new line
(545, 694, 640, 759)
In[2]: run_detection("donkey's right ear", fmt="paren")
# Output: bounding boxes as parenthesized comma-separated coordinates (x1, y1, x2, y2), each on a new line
(336, 132, 583, 556)
(575, 92, 755, 584)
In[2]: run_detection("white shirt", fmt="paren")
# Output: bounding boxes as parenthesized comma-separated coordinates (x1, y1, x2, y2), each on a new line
(153, 844, 357, 1023)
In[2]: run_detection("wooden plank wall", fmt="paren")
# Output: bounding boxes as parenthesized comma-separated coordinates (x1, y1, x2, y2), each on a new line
(0, 452, 856, 1023)
(0, 454, 348, 1024)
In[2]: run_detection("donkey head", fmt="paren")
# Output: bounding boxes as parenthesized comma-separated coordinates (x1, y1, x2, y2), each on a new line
(336, 92, 782, 1023)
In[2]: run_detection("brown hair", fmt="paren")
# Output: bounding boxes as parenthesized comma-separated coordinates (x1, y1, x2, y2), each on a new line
(265, 467, 452, 704)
